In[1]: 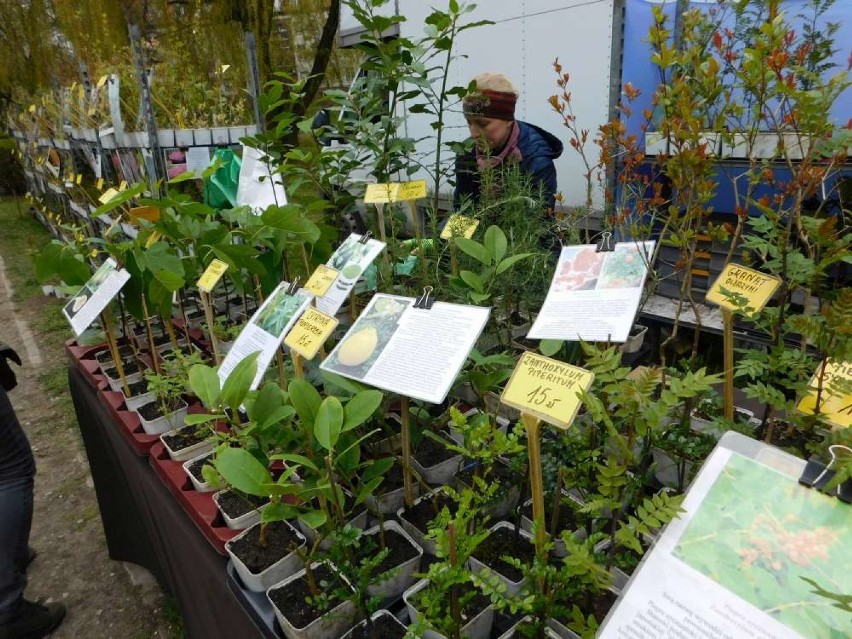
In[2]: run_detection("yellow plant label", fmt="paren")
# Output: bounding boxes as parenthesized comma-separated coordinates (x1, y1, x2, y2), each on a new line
(397, 180, 427, 201)
(440, 214, 479, 240)
(118, 180, 128, 191)
(706, 264, 780, 316)
(364, 183, 399, 204)
(303, 264, 339, 297)
(98, 188, 119, 204)
(97, 75, 108, 88)
(28, 104, 36, 113)
(75, 174, 83, 185)
(797, 359, 852, 429)
(96, 178, 104, 190)
(501, 352, 594, 430)
(285, 308, 339, 360)
(129, 205, 160, 224)
(196, 259, 230, 293)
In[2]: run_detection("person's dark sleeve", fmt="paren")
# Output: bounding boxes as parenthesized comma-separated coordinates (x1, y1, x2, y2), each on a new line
(526, 156, 557, 210)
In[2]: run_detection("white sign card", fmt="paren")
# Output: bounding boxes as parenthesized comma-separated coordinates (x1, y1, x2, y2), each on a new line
(217, 282, 312, 390)
(185, 146, 212, 177)
(62, 258, 131, 337)
(314, 233, 387, 317)
(528, 241, 655, 343)
(235, 145, 288, 213)
(599, 449, 851, 639)
(321, 294, 490, 404)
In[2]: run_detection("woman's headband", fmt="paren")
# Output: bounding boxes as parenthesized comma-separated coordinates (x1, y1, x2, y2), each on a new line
(463, 89, 517, 121)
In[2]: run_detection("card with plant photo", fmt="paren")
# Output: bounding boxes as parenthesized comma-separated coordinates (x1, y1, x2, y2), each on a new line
(62, 257, 131, 336)
(314, 233, 386, 317)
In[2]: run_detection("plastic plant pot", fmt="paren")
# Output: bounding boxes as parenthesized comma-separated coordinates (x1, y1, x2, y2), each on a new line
(136, 399, 188, 436)
(498, 617, 564, 639)
(340, 609, 407, 639)
(182, 450, 217, 493)
(214, 489, 269, 530)
(160, 424, 215, 462)
(403, 578, 493, 639)
(468, 521, 533, 596)
(362, 520, 422, 599)
(226, 520, 307, 593)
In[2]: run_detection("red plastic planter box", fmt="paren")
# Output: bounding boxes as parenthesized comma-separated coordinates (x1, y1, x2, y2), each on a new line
(149, 442, 239, 555)
(97, 388, 162, 456)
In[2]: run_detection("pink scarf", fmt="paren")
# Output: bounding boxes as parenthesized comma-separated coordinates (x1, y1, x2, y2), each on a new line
(476, 121, 522, 170)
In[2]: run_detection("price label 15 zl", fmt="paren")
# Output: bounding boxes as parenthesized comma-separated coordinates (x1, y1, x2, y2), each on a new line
(285, 308, 339, 360)
(501, 352, 594, 430)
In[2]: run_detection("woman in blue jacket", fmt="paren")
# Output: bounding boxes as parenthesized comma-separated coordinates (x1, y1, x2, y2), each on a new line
(454, 72, 563, 212)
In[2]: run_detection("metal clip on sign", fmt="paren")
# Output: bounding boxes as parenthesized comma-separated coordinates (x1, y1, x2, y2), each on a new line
(413, 285, 435, 310)
(596, 231, 614, 253)
(287, 276, 301, 295)
(798, 444, 852, 503)
(358, 231, 373, 244)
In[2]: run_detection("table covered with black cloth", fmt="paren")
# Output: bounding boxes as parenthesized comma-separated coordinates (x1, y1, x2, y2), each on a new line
(68, 365, 265, 638)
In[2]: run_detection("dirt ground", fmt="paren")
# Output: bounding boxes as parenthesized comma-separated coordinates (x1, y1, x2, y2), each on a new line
(0, 199, 180, 638)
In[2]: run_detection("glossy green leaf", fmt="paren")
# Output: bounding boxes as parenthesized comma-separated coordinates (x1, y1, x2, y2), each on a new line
(484, 225, 507, 262)
(220, 352, 260, 409)
(189, 364, 221, 409)
(314, 396, 344, 451)
(288, 378, 322, 426)
(215, 447, 272, 497)
(455, 237, 491, 265)
(342, 390, 383, 431)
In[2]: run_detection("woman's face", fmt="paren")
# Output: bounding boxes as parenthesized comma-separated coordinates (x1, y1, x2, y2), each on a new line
(466, 116, 513, 152)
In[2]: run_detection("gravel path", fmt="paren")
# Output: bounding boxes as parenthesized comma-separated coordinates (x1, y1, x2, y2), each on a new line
(0, 201, 181, 638)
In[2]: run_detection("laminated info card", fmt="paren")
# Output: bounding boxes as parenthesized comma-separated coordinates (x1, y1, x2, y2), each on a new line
(62, 258, 131, 336)
(321, 294, 490, 404)
(217, 282, 312, 390)
(599, 449, 851, 639)
(314, 233, 386, 317)
(528, 241, 655, 343)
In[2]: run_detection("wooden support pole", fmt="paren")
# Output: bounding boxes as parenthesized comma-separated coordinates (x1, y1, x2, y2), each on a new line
(292, 351, 304, 380)
(201, 290, 220, 365)
(722, 308, 734, 421)
(100, 308, 130, 397)
(522, 412, 547, 566)
(400, 396, 414, 508)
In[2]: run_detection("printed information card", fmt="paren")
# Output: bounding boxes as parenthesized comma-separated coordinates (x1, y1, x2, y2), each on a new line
(599, 448, 851, 639)
(217, 282, 312, 390)
(797, 359, 852, 429)
(321, 294, 490, 404)
(314, 233, 386, 317)
(62, 258, 131, 336)
(528, 241, 655, 343)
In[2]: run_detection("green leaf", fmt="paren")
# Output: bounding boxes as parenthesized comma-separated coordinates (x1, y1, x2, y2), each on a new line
(360, 457, 394, 483)
(343, 390, 383, 431)
(189, 364, 221, 409)
(539, 339, 563, 357)
(270, 453, 319, 472)
(484, 225, 507, 263)
(455, 237, 491, 265)
(215, 447, 272, 497)
(298, 509, 327, 530)
(183, 413, 218, 426)
(314, 396, 344, 451)
(248, 382, 284, 425)
(459, 270, 484, 293)
(259, 406, 296, 430)
(495, 253, 533, 275)
(288, 378, 322, 426)
(220, 352, 260, 408)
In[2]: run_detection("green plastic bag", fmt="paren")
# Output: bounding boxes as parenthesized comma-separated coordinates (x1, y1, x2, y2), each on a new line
(204, 148, 241, 209)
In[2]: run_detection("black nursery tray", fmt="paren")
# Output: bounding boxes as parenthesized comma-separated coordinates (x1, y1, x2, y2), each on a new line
(226, 561, 285, 639)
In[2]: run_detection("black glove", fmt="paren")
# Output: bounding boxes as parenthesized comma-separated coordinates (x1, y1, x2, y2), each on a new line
(0, 343, 22, 391)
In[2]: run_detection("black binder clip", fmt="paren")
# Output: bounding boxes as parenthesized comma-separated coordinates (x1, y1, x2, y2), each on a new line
(287, 276, 301, 295)
(596, 231, 614, 253)
(414, 286, 435, 310)
(798, 445, 852, 503)
(358, 231, 373, 244)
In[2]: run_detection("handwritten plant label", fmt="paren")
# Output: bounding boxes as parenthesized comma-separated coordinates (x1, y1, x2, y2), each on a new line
(98, 187, 119, 204)
(797, 359, 852, 429)
(285, 308, 339, 360)
(501, 352, 594, 429)
(364, 183, 399, 204)
(397, 180, 427, 201)
(196, 259, 229, 293)
(440, 214, 479, 240)
(303, 264, 339, 297)
(706, 264, 780, 316)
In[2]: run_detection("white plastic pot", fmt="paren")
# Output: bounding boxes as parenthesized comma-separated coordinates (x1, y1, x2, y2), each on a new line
(397, 488, 447, 555)
(341, 610, 407, 639)
(214, 489, 268, 530)
(136, 399, 188, 436)
(226, 520, 306, 593)
(468, 521, 532, 596)
(499, 617, 563, 639)
(363, 521, 422, 599)
(160, 424, 215, 462)
(182, 451, 217, 493)
(403, 578, 493, 639)
(521, 494, 587, 557)
(267, 562, 356, 639)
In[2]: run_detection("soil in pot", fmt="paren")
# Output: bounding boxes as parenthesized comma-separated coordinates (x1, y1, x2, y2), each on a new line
(472, 526, 534, 583)
(357, 527, 419, 576)
(521, 495, 587, 536)
(410, 582, 490, 629)
(596, 543, 646, 576)
(268, 564, 349, 629)
(218, 490, 268, 520)
(346, 615, 406, 639)
(162, 427, 210, 452)
(402, 492, 457, 536)
(763, 419, 811, 457)
(121, 378, 149, 398)
(229, 521, 303, 575)
(581, 589, 618, 624)
(413, 433, 457, 468)
(186, 453, 214, 484)
(138, 400, 185, 422)
(103, 359, 143, 378)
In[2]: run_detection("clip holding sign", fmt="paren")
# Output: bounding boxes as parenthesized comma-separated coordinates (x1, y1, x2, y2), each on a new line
(358, 231, 373, 244)
(596, 231, 614, 253)
(413, 286, 435, 310)
(798, 444, 852, 503)
(287, 277, 301, 295)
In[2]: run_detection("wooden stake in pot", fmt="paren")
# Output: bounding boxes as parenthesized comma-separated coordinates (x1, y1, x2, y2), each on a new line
(722, 307, 734, 421)
(100, 307, 131, 397)
(400, 395, 415, 508)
